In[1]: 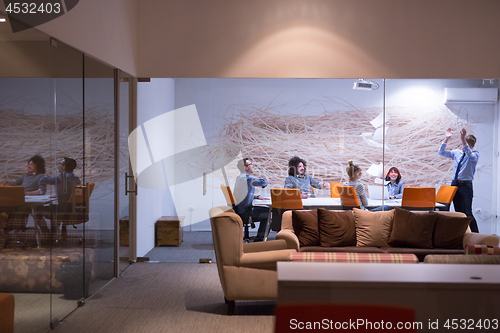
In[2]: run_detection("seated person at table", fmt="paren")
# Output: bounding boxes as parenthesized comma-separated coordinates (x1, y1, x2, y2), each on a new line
(385, 167, 405, 199)
(284, 156, 329, 199)
(39, 157, 81, 212)
(343, 160, 369, 210)
(233, 158, 269, 242)
(0, 155, 47, 195)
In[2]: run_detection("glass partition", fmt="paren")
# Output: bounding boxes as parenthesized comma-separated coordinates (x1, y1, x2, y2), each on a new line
(0, 16, 120, 332)
(49, 39, 85, 328)
(117, 72, 134, 274)
(82, 55, 116, 295)
(141, 78, 387, 262)
(140, 78, 498, 263)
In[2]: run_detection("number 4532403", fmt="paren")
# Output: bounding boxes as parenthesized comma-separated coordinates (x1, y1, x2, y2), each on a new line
(6, 2, 62, 14)
(443, 319, 498, 330)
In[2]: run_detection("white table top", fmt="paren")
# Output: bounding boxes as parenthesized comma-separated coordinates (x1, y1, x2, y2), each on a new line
(24, 195, 55, 205)
(278, 262, 500, 285)
(254, 197, 443, 209)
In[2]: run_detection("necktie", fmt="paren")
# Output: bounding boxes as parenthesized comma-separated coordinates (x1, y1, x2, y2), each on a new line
(452, 153, 465, 185)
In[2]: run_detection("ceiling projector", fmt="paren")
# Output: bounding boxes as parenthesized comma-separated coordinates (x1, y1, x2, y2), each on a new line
(353, 80, 379, 91)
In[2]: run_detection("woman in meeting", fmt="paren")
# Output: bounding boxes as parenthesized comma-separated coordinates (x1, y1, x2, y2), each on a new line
(343, 160, 369, 210)
(385, 167, 405, 199)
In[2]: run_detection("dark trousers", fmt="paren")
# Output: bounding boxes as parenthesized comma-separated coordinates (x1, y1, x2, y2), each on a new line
(453, 182, 479, 233)
(252, 206, 270, 240)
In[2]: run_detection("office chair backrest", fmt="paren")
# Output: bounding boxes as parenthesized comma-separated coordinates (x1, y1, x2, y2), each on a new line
(436, 185, 457, 204)
(330, 182, 342, 198)
(338, 186, 360, 208)
(220, 184, 236, 207)
(70, 183, 94, 213)
(270, 188, 303, 210)
(401, 187, 435, 211)
(0, 186, 25, 207)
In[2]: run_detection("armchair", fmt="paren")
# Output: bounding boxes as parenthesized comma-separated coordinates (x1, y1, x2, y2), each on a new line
(209, 206, 296, 315)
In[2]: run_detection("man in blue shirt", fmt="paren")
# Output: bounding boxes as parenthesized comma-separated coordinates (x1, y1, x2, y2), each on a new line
(233, 158, 269, 242)
(284, 156, 329, 198)
(438, 128, 479, 232)
(40, 157, 81, 213)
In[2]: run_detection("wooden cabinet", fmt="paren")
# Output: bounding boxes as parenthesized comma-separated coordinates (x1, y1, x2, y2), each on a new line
(119, 216, 129, 247)
(155, 216, 184, 247)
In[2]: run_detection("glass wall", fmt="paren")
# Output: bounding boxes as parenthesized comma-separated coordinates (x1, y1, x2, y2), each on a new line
(139, 78, 498, 263)
(0, 17, 120, 332)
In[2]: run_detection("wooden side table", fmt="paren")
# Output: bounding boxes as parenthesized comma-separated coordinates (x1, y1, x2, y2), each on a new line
(155, 216, 184, 247)
(119, 216, 129, 247)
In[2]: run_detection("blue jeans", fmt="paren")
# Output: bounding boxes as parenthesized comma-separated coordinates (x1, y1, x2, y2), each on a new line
(370, 205, 392, 211)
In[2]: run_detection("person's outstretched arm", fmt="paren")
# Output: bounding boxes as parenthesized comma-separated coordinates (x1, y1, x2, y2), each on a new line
(438, 127, 455, 159)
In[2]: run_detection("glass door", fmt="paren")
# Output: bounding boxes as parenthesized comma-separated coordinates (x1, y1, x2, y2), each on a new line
(117, 71, 136, 274)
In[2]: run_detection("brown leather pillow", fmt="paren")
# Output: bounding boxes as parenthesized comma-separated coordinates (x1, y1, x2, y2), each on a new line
(388, 208, 437, 248)
(317, 208, 356, 247)
(292, 210, 320, 247)
(352, 208, 394, 247)
(432, 213, 472, 249)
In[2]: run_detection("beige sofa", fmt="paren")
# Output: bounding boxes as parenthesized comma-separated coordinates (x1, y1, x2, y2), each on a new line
(209, 206, 296, 315)
(276, 208, 499, 262)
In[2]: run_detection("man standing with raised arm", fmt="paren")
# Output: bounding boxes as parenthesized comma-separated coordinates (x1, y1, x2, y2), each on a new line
(438, 127, 479, 232)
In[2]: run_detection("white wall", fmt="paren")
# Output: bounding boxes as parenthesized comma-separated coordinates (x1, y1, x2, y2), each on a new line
(136, 78, 176, 257)
(34, 0, 138, 76)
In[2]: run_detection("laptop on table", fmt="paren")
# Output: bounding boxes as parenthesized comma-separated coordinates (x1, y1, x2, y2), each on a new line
(368, 185, 390, 200)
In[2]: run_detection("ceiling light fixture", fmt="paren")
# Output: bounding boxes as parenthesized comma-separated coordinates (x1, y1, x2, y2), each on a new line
(0, 18, 6, 23)
(353, 79, 380, 91)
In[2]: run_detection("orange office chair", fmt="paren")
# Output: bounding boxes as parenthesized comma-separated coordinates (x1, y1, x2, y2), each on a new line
(401, 187, 436, 211)
(0, 186, 25, 208)
(220, 184, 236, 207)
(330, 182, 343, 198)
(435, 185, 458, 211)
(266, 188, 303, 235)
(54, 183, 95, 245)
(338, 186, 360, 210)
(275, 303, 417, 333)
(0, 186, 27, 247)
(220, 184, 254, 242)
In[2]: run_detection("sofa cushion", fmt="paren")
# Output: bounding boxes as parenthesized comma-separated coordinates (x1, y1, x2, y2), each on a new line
(383, 247, 464, 262)
(300, 246, 385, 253)
(289, 252, 418, 263)
(292, 210, 320, 247)
(352, 208, 394, 247)
(388, 208, 437, 249)
(424, 254, 500, 264)
(317, 208, 356, 247)
(465, 244, 500, 255)
(432, 213, 472, 249)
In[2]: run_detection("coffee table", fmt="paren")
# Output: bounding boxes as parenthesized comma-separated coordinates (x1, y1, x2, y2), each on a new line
(278, 262, 500, 328)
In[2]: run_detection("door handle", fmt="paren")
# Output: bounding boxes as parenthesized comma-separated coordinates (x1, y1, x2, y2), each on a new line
(125, 172, 138, 195)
